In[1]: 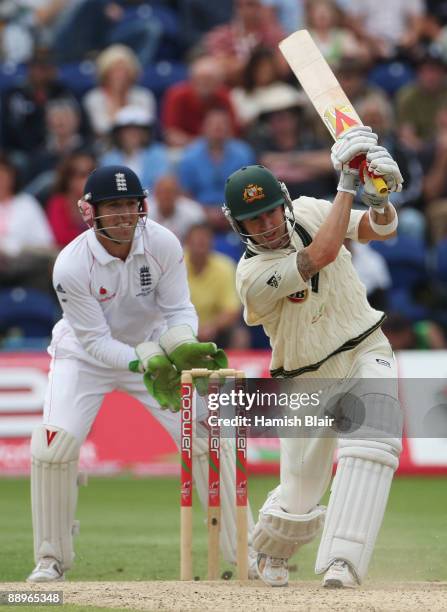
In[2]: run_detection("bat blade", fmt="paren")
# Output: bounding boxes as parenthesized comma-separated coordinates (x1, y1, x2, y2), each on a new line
(278, 30, 361, 139)
(279, 29, 387, 194)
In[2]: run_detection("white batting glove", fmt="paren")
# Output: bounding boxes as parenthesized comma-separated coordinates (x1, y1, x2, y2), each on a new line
(366, 146, 403, 192)
(361, 146, 404, 211)
(331, 126, 378, 195)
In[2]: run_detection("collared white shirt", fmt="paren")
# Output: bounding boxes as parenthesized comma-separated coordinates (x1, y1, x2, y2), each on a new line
(50, 220, 197, 370)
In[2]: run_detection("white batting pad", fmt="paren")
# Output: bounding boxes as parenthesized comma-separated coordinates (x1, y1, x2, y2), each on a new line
(253, 486, 325, 559)
(31, 426, 81, 571)
(193, 437, 255, 564)
(315, 438, 401, 582)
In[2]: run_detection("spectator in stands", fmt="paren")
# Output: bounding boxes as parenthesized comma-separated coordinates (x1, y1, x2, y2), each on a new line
(356, 94, 423, 211)
(249, 92, 335, 200)
(184, 223, 241, 347)
(422, 2, 447, 50)
(46, 151, 96, 248)
(83, 44, 156, 138)
(0, 48, 74, 157)
(149, 175, 206, 243)
(161, 55, 238, 148)
(0, 153, 55, 291)
(340, 0, 425, 60)
(101, 106, 169, 192)
(25, 98, 90, 201)
(397, 48, 447, 152)
(51, 0, 163, 65)
(203, 0, 285, 85)
(382, 314, 446, 350)
(307, 0, 369, 67)
(335, 57, 387, 109)
(260, 0, 305, 35)
(230, 47, 305, 129)
(178, 0, 234, 49)
(177, 107, 255, 232)
(0, 0, 68, 64)
(420, 105, 447, 244)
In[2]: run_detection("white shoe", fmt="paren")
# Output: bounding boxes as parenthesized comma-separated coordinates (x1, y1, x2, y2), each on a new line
(323, 560, 358, 588)
(256, 553, 289, 587)
(27, 557, 65, 583)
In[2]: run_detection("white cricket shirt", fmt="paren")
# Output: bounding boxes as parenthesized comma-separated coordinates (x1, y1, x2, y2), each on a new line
(236, 196, 385, 377)
(50, 220, 197, 370)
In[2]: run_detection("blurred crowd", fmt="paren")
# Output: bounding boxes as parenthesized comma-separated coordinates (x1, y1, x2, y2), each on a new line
(0, 0, 447, 351)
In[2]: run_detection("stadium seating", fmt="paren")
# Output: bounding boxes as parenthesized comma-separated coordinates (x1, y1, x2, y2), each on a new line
(0, 288, 60, 344)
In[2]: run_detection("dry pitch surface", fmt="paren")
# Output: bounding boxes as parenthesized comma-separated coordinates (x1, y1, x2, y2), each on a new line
(3, 581, 447, 612)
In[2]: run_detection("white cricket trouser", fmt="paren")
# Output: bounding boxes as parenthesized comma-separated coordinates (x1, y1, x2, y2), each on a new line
(38, 349, 254, 567)
(42, 354, 184, 445)
(279, 328, 398, 514)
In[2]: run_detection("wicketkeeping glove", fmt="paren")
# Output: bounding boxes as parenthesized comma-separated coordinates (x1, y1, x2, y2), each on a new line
(361, 145, 403, 211)
(331, 126, 378, 195)
(159, 325, 228, 395)
(129, 342, 181, 412)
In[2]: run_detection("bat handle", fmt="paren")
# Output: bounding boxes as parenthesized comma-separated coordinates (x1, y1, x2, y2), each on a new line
(358, 158, 388, 195)
(369, 174, 388, 195)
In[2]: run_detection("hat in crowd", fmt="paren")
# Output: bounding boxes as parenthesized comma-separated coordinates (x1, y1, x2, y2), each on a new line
(112, 106, 155, 131)
(416, 45, 447, 68)
(258, 83, 306, 116)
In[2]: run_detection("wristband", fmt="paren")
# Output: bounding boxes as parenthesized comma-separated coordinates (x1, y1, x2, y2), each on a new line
(159, 324, 196, 354)
(135, 341, 164, 370)
(368, 205, 398, 236)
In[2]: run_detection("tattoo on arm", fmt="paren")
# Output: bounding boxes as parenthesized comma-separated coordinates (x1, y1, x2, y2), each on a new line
(297, 250, 318, 282)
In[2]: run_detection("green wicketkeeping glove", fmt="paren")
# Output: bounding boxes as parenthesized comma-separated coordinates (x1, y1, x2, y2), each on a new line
(159, 325, 228, 395)
(129, 342, 181, 412)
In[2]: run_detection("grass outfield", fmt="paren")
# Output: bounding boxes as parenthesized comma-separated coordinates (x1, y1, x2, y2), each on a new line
(1, 475, 446, 583)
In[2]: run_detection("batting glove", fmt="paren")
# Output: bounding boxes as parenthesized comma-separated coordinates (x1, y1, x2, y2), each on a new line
(159, 325, 228, 395)
(129, 342, 181, 411)
(331, 126, 378, 195)
(361, 146, 403, 211)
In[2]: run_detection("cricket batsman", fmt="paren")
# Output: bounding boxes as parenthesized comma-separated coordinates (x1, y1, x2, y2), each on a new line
(223, 127, 403, 588)
(27, 165, 255, 582)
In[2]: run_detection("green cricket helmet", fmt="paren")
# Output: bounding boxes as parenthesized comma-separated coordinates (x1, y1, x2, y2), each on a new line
(222, 165, 294, 244)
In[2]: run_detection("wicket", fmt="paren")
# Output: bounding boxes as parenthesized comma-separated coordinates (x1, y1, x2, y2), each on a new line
(180, 368, 248, 581)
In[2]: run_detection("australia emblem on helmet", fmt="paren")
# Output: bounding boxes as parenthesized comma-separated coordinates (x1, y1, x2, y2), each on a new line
(243, 184, 265, 203)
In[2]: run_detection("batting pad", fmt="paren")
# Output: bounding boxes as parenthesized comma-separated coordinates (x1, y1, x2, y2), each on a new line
(193, 438, 255, 565)
(315, 437, 401, 582)
(31, 426, 81, 571)
(253, 486, 326, 558)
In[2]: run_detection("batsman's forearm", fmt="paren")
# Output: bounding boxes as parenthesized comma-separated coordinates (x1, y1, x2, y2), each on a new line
(297, 191, 353, 280)
(312, 191, 354, 261)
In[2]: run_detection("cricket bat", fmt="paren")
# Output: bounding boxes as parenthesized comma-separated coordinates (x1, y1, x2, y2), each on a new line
(279, 30, 388, 195)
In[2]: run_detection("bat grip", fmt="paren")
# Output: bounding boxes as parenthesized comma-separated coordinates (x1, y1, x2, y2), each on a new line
(353, 156, 388, 195)
(369, 174, 388, 195)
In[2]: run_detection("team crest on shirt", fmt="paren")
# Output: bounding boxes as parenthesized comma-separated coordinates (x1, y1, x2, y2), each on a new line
(287, 289, 309, 303)
(94, 285, 116, 302)
(136, 265, 153, 296)
(243, 184, 265, 203)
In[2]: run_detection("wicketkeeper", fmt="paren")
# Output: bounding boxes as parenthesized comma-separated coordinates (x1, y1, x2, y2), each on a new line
(27, 165, 256, 582)
(223, 128, 403, 588)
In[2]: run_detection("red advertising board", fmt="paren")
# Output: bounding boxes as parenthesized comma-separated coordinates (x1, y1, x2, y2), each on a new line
(0, 351, 271, 476)
(0, 351, 446, 476)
